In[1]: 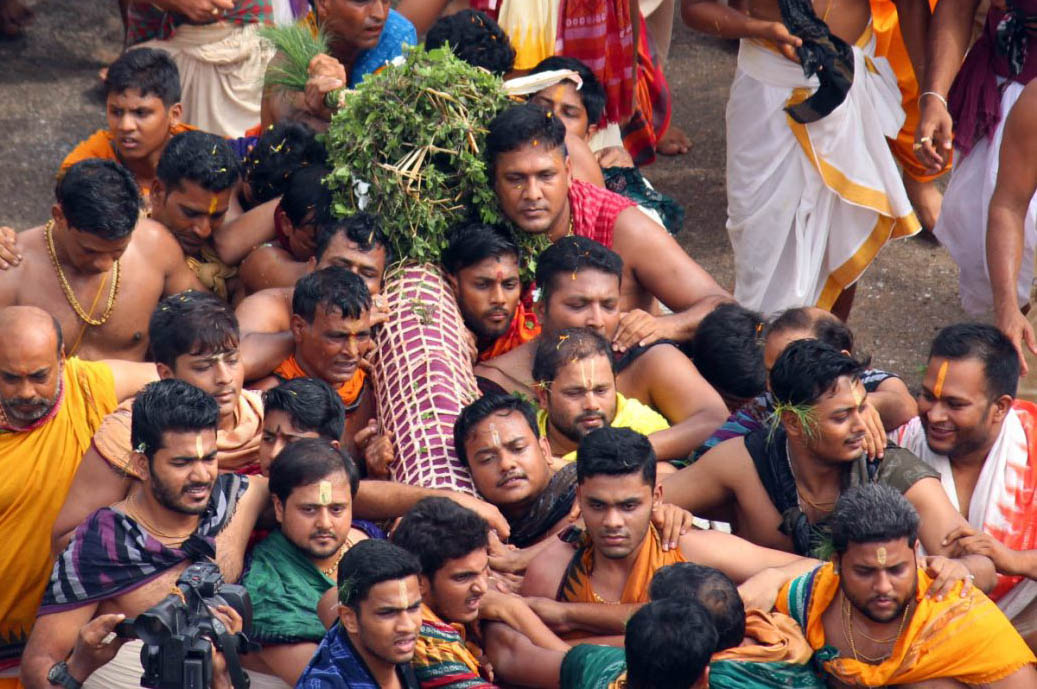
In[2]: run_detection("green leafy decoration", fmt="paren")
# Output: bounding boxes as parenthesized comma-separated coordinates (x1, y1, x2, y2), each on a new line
(321, 45, 548, 278)
(258, 23, 329, 93)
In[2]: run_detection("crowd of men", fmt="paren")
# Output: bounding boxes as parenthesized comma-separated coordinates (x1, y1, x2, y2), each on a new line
(1, 0, 1037, 688)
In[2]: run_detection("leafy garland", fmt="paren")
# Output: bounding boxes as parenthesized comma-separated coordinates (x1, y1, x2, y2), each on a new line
(321, 45, 550, 279)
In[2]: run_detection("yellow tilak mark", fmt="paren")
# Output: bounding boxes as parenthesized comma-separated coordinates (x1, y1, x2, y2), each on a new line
(318, 480, 332, 505)
(876, 546, 887, 566)
(933, 360, 949, 399)
(851, 383, 863, 408)
(489, 423, 502, 448)
(195, 435, 205, 459)
(579, 357, 596, 389)
(208, 196, 219, 215)
(398, 579, 409, 608)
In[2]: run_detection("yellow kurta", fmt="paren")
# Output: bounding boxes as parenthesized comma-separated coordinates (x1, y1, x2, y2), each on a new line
(537, 393, 670, 463)
(0, 358, 117, 669)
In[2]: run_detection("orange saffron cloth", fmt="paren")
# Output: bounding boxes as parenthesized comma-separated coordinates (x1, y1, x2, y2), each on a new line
(274, 354, 366, 407)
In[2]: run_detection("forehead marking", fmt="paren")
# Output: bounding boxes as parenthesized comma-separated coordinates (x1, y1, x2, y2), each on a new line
(876, 546, 887, 566)
(318, 479, 332, 505)
(208, 195, 219, 214)
(933, 360, 949, 399)
(195, 435, 205, 459)
(851, 381, 863, 407)
(489, 422, 502, 448)
(397, 579, 409, 608)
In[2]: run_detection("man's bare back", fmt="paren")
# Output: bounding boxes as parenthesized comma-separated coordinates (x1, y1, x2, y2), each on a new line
(236, 286, 294, 335)
(746, 0, 871, 45)
(0, 220, 202, 361)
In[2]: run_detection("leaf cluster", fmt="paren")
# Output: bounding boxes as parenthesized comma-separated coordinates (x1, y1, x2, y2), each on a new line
(322, 45, 548, 278)
(258, 23, 328, 92)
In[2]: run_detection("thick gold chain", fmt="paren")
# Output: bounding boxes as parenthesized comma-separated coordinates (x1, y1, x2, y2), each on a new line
(44, 219, 121, 326)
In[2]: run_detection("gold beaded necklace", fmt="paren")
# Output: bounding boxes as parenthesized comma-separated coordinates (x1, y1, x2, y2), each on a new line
(45, 219, 121, 326)
(320, 535, 357, 579)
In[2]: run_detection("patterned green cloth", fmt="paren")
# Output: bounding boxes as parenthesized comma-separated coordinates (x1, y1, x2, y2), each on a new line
(560, 645, 625, 689)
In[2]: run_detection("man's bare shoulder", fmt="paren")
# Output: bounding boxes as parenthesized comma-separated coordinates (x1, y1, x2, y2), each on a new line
(697, 436, 755, 482)
(236, 286, 293, 333)
(130, 219, 187, 269)
(474, 341, 535, 390)
(520, 535, 573, 597)
(0, 226, 44, 296)
(629, 343, 698, 378)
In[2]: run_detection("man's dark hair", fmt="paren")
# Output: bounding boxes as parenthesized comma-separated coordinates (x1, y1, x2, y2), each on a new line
(425, 9, 515, 76)
(337, 539, 421, 609)
(930, 323, 1020, 400)
(453, 393, 540, 466)
(831, 484, 920, 554)
(268, 437, 359, 504)
(486, 103, 567, 174)
(104, 47, 181, 106)
(533, 328, 614, 384)
(392, 498, 490, 579)
(767, 307, 863, 362)
(764, 306, 813, 341)
(770, 339, 865, 408)
(263, 378, 346, 441)
(690, 303, 766, 402)
(535, 236, 622, 308)
(244, 121, 327, 206)
(131, 379, 219, 464)
(314, 212, 392, 265)
(576, 427, 656, 487)
(55, 160, 140, 241)
(528, 55, 606, 127)
(157, 131, 241, 193)
(149, 291, 239, 368)
(624, 599, 717, 689)
(649, 563, 745, 652)
(292, 266, 372, 323)
(441, 222, 520, 275)
(282, 164, 332, 230)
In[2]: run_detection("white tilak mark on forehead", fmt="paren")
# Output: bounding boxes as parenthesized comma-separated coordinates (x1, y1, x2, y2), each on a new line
(876, 546, 887, 566)
(195, 435, 205, 459)
(398, 579, 409, 609)
(319, 480, 332, 505)
(489, 422, 502, 448)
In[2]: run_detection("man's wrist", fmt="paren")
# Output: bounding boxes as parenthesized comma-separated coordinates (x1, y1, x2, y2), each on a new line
(64, 651, 93, 685)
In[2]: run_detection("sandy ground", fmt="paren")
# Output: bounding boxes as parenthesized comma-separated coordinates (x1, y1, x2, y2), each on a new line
(0, 0, 980, 388)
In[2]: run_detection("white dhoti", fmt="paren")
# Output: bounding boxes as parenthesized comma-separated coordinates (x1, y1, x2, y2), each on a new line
(726, 29, 920, 314)
(140, 23, 275, 138)
(935, 80, 1037, 315)
(83, 640, 145, 689)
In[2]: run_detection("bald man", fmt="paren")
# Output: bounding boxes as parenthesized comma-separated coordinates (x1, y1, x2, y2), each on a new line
(0, 306, 157, 680)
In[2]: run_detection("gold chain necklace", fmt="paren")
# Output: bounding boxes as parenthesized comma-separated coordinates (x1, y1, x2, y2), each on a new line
(785, 440, 839, 513)
(841, 595, 910, 663)
(123, 493, 197, 542)
(320, 535, 356, 578)
(45, 219, 121, 326)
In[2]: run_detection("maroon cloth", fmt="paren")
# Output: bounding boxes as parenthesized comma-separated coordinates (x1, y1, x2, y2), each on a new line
(947, 3, 1037, 156)
(568, 179, 635, 248)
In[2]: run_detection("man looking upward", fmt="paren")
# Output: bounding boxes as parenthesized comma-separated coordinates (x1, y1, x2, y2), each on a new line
(776, 484, 1037, 687)
(0, 306, 157, 679)
(296, 539, 423, 689)
(0, 159, 202, 361)
(486, 103, 731, 348)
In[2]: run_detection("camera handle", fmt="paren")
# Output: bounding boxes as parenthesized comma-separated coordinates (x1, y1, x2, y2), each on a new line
(212, 629, 250, 689)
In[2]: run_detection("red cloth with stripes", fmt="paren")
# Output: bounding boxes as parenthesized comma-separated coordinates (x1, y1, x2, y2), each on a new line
(568, 178, 635, 248)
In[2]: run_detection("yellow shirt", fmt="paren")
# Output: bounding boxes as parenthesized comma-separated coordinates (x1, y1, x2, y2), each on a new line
(0, 358, 117, 665)
(537, 393, 670, 462)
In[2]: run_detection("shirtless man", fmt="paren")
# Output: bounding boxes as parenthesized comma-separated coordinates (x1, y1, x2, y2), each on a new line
(236, 212, 389, 337)
(476, 236, 728, 456)
(20, 379, 269, 689)
(682, 0, 928, 317)
(663, 338, 996, 592)
(0, 159, 202, 361)
(150, 130, 243, 302)
(486, 103, 731, 348)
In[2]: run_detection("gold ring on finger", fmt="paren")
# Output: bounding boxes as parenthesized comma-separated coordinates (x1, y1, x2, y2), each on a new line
(919, 136, 932, 144)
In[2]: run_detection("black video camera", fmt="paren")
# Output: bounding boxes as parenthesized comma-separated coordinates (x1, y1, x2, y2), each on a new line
(116, 562, 256, 689)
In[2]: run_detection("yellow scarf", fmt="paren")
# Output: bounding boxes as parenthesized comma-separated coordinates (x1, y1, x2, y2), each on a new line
(537, 393, 670, 462)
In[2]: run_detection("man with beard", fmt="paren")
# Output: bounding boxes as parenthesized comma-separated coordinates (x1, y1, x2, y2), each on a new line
(392, 498, 569, 689)
(250, 267, 380, 472)
(20, 379, 270, 689)
(532, 329, 680, 465)
(0, 159, 203, 361)
(890, 324, 1037, 648)
(296, 540, 423, 689)
(662, 340, 995, 593)
(52, 291, 267, 553)
(244, 439, 370, 686)
(0, 306, 158, 681)
(776, 484, 1036, 687)
(441, 223, 539, 362)
(486, 104, 730, 349)
(520, 427, 816, 642)
(476, 236, 728, 457)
